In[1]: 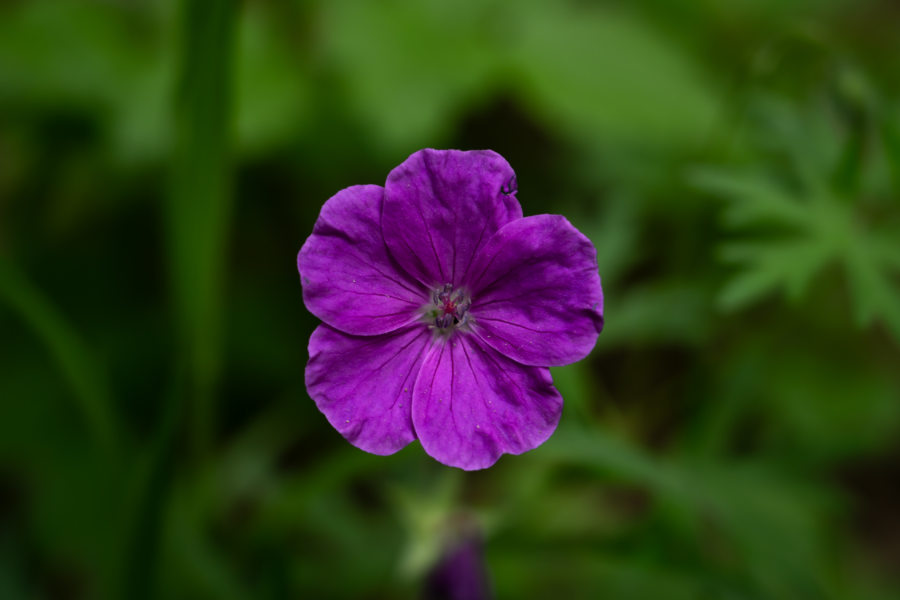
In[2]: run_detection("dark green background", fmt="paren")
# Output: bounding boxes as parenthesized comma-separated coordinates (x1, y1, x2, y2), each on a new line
(1, 1, 899, 598)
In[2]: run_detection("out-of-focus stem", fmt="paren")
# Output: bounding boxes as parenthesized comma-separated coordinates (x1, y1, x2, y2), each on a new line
(165, 0, 237, 460)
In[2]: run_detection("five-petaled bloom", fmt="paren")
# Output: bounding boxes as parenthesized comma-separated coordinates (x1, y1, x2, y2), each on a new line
(298, 149, 603, 470)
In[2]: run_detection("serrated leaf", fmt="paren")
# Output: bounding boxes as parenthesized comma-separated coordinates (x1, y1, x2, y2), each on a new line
(718, 239, 832, 309)
(698, 94, 900, 344)
(844, 242, 900, 337)
(747, 97, 839, 195)
(690, 169, 809, 229)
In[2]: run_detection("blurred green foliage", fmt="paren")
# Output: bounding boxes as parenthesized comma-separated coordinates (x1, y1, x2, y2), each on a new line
(1, 0, 899, 598)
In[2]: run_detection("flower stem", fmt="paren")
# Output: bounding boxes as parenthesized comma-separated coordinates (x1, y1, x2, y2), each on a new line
(165, 0, 237, 461)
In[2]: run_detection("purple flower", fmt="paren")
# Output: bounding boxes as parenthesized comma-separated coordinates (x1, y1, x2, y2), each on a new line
(298, 149, 603, 470)
(424, 526, 491, 600)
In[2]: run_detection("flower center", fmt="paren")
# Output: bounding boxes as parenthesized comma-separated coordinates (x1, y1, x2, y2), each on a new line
(427, 283, 471, 332)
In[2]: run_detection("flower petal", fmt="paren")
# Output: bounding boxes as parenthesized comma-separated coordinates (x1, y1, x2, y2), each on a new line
(467, 215, 603, 366)
(306, 324, 432, 455)
(383, 149, 523, 287)
(412, 335, 562, 470)
(298, 185, 426, 336)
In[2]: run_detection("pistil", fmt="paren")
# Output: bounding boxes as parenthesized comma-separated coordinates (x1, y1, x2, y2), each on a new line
(428, 283, 471, 332)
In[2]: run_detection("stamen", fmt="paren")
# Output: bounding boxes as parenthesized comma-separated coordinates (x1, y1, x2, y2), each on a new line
(426, 283, 471, 333)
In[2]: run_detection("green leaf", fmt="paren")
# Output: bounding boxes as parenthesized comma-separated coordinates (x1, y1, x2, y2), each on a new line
(718, 238, 832, 309)
(545, 426, 841, 599)
(511, 2, 720, 149)
(598, 282, 713, 346)
(580, 194, 641, 287)
(320, 0, 503, 151)
(234, 4, 312, 155)
(695, 96, 900, 343)
(844, 240, 900, 338)
(690, 169, 809, 229)
(0, 1, 173, 164)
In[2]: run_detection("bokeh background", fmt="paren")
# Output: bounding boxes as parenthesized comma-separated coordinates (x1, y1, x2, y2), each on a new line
(1, 0, 899, 598)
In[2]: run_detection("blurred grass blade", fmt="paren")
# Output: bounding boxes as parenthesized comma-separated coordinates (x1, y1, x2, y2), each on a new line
(165, 0, 237, 457)
(0, 259, 114, 448)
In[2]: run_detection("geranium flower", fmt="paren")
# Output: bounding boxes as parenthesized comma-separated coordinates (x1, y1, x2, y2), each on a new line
(298, 149, 603, 470)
